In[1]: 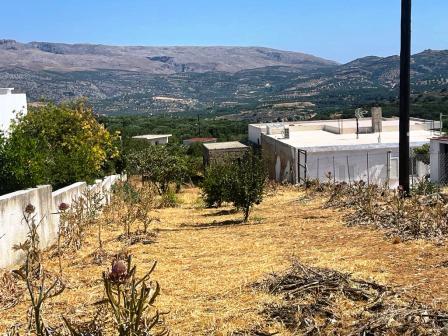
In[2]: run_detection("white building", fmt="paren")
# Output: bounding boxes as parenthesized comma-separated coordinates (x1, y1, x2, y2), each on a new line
(250, 108, 437, 187)
(132, 134, 172, 145)
(430, 136, 448, 184)
(0, 88, 28, 134)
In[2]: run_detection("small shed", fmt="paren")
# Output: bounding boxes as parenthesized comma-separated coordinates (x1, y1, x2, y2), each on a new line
(430, 136, 448, 184)
(203, 141, 249, 166)
(132, 134, 172, 145)
(183, 137, 217, 146)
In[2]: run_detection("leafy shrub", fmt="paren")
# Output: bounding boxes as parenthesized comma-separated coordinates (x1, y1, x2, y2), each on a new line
(160, 188, 180, 208)
(0, 100, 120, 194)
(230, 152, 268, 222)
(201, 161, 233, 207)
(201, 150, 267, 222)
(126, 144, 190, 195)
(413, 143, 430, 165)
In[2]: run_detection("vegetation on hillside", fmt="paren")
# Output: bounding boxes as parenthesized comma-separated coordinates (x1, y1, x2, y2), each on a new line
(0, 101, 120, 195)
(201, 151, 267, 222)
(101, 115, 248, 149)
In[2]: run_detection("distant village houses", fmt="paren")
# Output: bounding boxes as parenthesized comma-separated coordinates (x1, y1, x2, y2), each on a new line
(132, 134, 172, 145)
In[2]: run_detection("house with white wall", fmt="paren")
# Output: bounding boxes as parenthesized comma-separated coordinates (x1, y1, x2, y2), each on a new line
(250, 108, 437, 187)
(132, 134, 172, 145)
(0, 88, 27, 134)
(430, 136, 448, 184)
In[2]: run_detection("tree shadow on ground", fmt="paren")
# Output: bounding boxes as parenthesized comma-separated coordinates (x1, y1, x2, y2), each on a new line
(202, 209, 239, 217)
(179, 218, 265, 230)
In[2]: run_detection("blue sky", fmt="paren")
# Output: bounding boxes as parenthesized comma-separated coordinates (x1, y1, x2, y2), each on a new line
(1, 0, 447, 63)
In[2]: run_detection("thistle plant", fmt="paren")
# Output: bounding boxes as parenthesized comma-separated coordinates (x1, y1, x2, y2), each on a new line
(13, 204, 65, 336)
(64, 197, 88, 250)
(13, 204, 42, 277)
(57, 202, 70, 275)
(102, 256, 166, 336)
(83, 187, 105, 224)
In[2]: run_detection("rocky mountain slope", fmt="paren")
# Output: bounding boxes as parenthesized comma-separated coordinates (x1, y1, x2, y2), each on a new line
(0, 39, 336, 74)
(0, 39, 447, 120)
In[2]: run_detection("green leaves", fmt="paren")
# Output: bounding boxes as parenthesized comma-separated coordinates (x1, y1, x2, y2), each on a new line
(126, 144, 190, 195)
(202, 150, 267, 222)
(102, 256, 166, 336)
(0, 100, 119, 194)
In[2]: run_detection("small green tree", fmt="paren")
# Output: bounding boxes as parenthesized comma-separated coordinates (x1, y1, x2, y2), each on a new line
(0, 100, 119, 194)
(201, 151, 267, 222)
(413, 143, 430, 165)
(201, 161, 233, 207)
(126, 144, 190, 195)
(229, 152, 267, 222)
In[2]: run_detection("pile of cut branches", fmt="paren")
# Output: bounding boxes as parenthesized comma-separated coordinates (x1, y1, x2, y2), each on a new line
(307, 180, 448, 241)
(254, 260, 448, 335)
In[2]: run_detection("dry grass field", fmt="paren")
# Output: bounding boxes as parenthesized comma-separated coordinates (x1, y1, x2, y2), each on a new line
(1, 186, 448, 335)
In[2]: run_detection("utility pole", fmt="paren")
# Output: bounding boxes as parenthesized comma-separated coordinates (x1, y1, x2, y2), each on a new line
(399, 0, 411, 195)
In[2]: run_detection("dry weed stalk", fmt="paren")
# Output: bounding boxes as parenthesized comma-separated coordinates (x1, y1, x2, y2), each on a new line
(308, 180, 448, 241)
(12, 204, 65, 336)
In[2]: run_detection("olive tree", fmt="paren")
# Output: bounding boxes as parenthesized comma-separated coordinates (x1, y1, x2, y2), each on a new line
(201, 150, 267, 222)
(229, 152, 267, 222)
(126, 144, 190, 195)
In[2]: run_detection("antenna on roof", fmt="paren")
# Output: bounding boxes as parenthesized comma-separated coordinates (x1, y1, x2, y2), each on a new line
(354, 108, 367, 139)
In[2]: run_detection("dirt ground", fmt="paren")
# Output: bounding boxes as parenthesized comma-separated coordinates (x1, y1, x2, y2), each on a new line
(2, 186, 448, 335)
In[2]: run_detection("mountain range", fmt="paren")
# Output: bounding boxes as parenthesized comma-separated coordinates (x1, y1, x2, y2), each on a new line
(0, 39, 447, 121)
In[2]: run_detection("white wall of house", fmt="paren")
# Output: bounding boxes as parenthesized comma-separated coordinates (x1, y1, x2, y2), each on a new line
(430, 138, 448, 184)
(0, 88, 27, 134)
(147, 137, 169, 145)
(132, 135, 171, 145)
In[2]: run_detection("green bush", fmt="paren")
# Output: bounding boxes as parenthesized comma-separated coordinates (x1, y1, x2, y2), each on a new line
(160, 188, 180, 208)
(201, 151, 267, 222)
(230, 152, 268, 222)
(126, 144, 190, 195)
(0, 101, 119, 194)
(201, 161, 233, 207)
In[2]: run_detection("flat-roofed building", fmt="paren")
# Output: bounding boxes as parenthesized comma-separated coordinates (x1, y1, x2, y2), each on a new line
(250, 108, 437, 187)
(203, 141, 248, 166)
(0, 88, 27, 134)
(132, 134, 172, 145)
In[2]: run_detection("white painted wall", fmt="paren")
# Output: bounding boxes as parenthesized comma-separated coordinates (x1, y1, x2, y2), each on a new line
(0, 88, 27, 134)
(0, 174, 123, 269)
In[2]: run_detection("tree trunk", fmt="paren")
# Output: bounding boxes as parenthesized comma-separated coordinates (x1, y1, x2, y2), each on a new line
(243, 206, 250, 223)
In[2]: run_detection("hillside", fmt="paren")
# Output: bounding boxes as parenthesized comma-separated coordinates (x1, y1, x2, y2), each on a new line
(0, 39, 336, 74)
(0, 40, 447, 120)
(2, 186, 448, 334)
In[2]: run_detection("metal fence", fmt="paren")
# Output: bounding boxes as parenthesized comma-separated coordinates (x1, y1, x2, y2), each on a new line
(301, 151, 431, 188)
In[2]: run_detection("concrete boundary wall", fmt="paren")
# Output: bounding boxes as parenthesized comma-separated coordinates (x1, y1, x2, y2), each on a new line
(0, 174, 123, 269)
